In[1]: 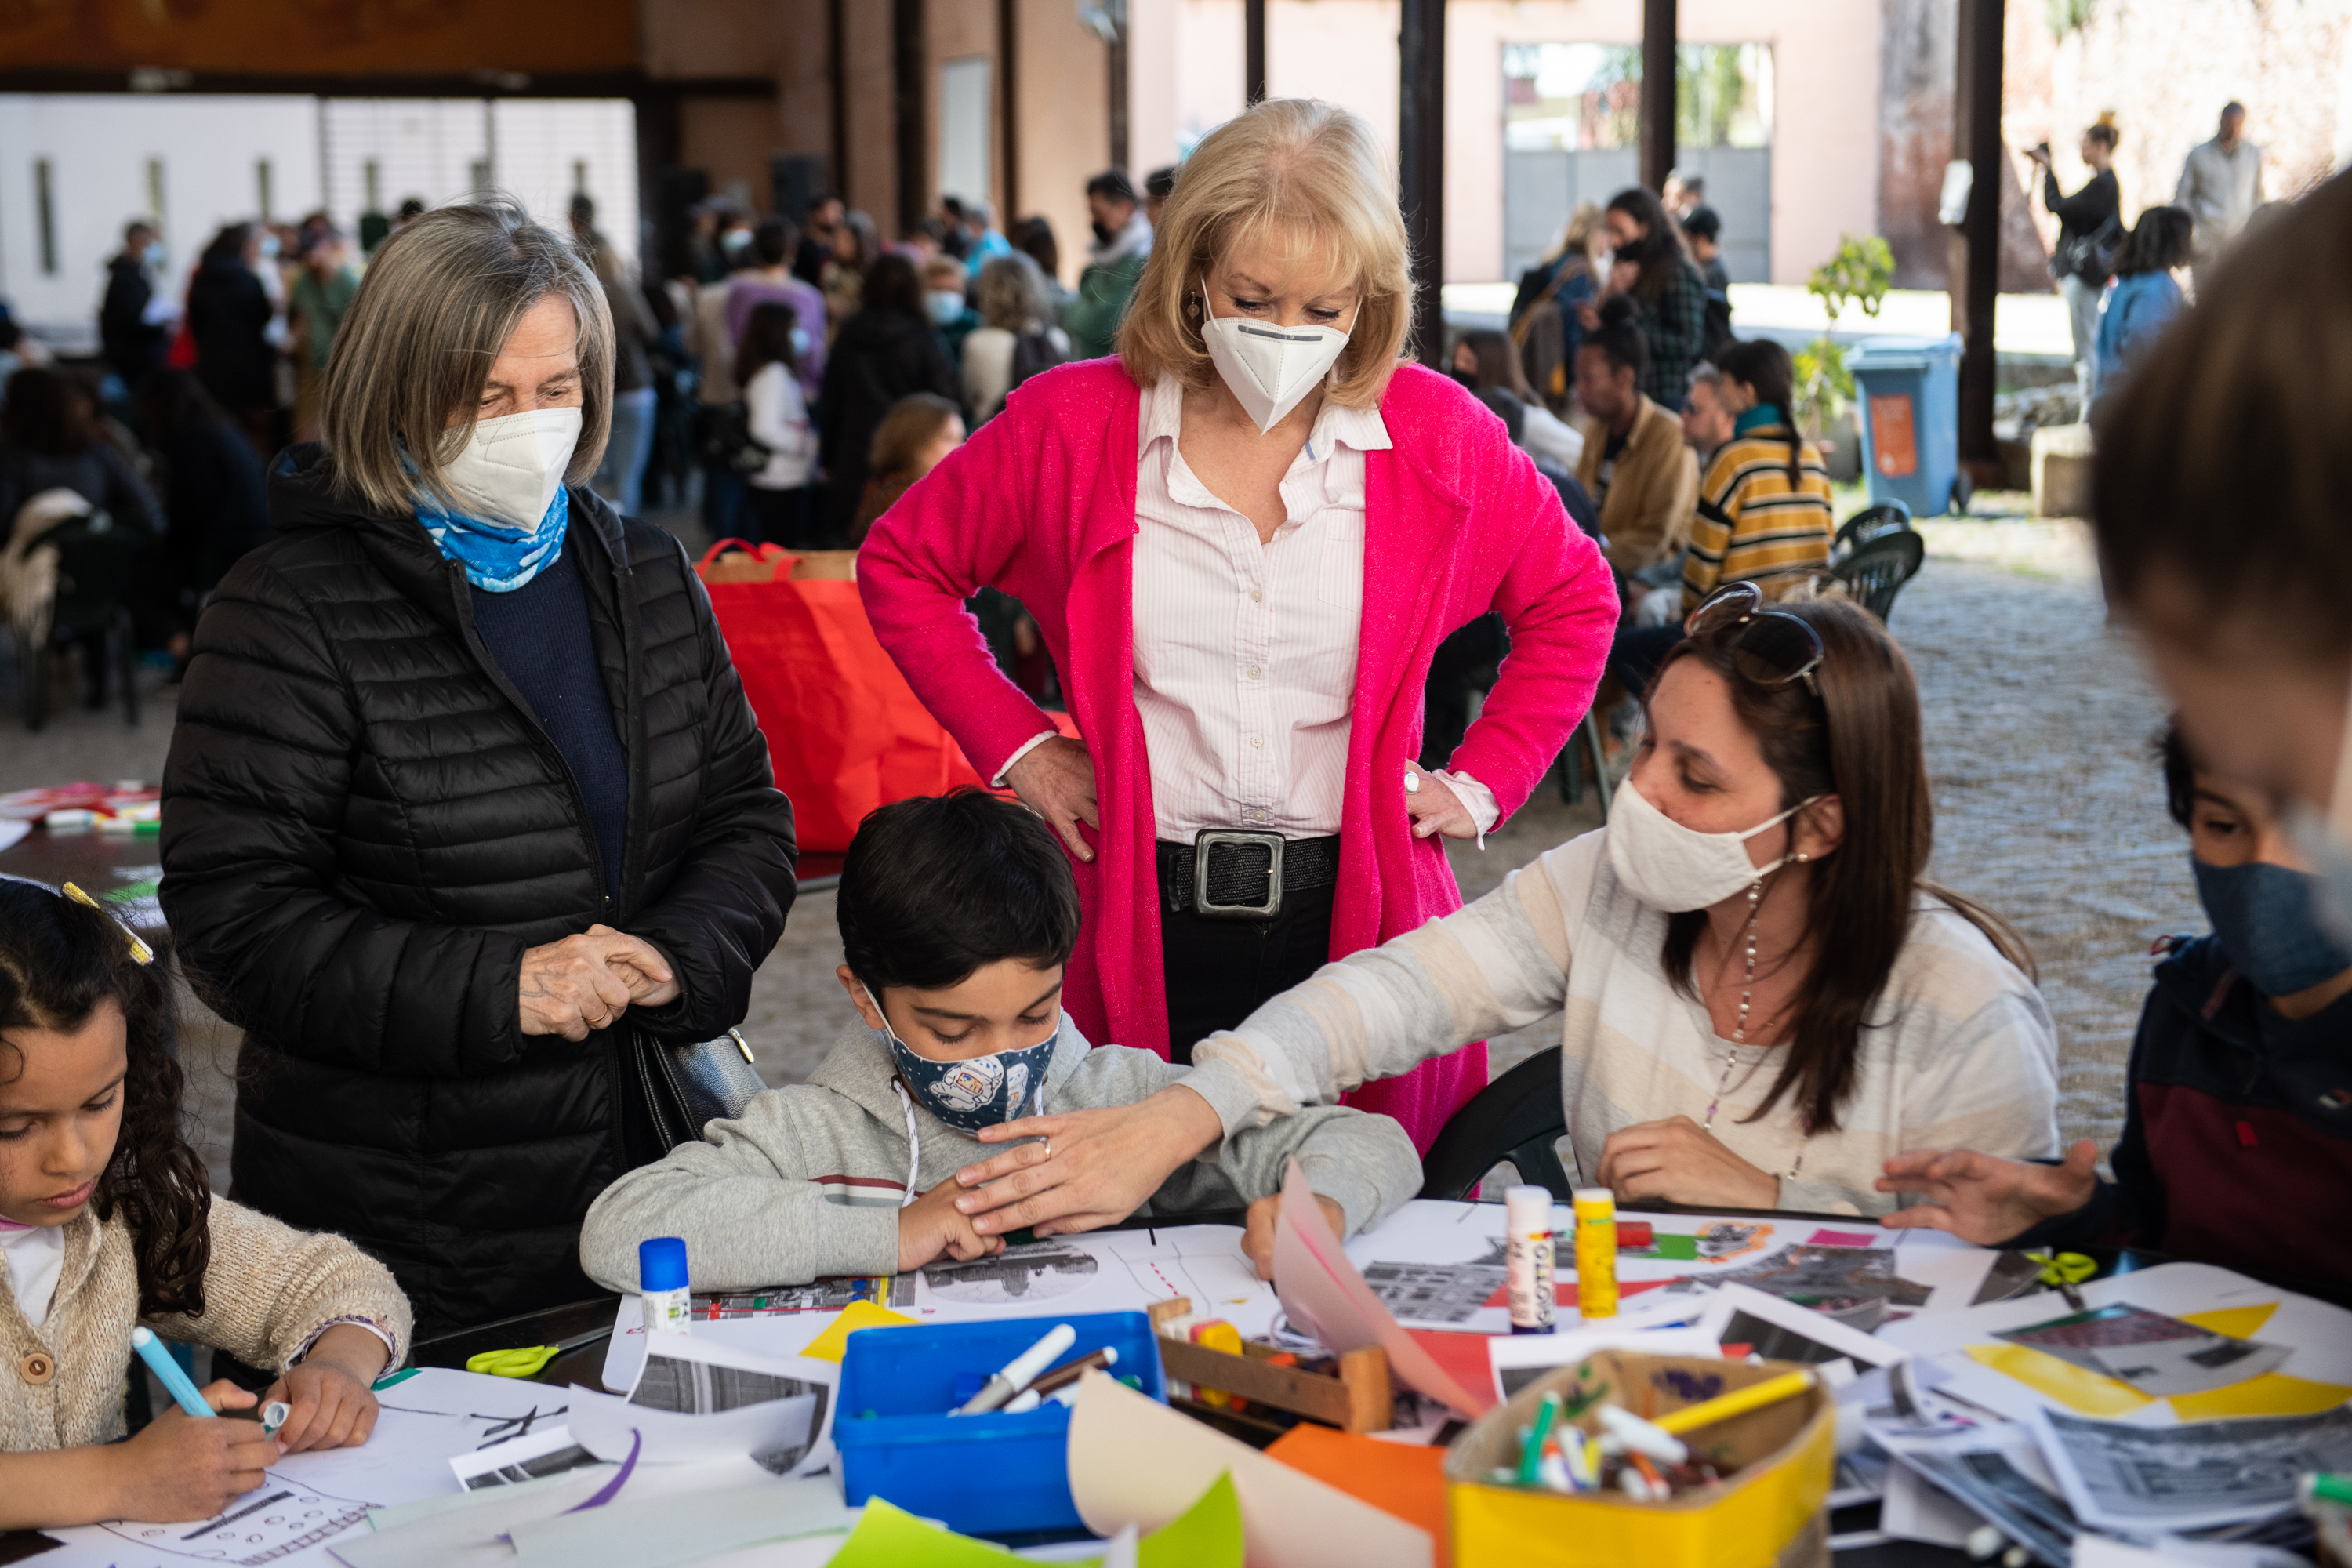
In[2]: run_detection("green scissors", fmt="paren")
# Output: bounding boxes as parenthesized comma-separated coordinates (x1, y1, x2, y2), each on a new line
(2032, 1250, 2097, 1310)
(466, 1325, 614, 1379)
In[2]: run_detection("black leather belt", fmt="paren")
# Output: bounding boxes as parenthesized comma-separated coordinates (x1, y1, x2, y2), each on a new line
(1156, 830, 1340, 921)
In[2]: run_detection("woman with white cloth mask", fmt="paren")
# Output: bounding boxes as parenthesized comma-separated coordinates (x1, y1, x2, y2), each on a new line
(860, 98, 1619, 1208)
(157, 200, 797, 1338)
(956, 590, 2064, 1221)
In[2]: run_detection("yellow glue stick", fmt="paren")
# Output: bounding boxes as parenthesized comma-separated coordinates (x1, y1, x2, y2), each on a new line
(1573, 1187, 1617, 1319)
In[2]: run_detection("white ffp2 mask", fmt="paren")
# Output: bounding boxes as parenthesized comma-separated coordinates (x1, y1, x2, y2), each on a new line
(436, 407, 583, 531)
(1199, 286, 1355, 433)
(1605, 777, 1821, 912)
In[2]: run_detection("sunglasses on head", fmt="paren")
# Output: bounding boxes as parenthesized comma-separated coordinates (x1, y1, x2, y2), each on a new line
(1683, 582, 1826, 695)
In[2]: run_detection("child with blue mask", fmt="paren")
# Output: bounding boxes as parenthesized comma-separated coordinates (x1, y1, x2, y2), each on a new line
(577, 789, 1421, 1287)
(1878, 725, 2352, 1305)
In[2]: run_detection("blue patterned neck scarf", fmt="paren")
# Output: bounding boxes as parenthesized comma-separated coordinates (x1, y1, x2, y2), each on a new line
(417, 485, 571, 593)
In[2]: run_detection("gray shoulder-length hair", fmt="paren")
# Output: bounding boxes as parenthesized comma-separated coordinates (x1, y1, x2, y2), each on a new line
(318, 198, 615, 516)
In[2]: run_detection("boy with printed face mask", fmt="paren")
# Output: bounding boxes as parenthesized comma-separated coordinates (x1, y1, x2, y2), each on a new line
(1879, 728, 2352, 1305)
(576, 790, 1421, 1287)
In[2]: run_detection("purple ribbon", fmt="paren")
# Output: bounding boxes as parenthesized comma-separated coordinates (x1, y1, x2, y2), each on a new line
(561, 1428, 641, 1512)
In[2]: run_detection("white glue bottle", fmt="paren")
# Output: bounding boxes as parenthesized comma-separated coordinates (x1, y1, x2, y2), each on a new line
(1503, 1185, 1556, 1335)
(639, 1236, 692, 1336)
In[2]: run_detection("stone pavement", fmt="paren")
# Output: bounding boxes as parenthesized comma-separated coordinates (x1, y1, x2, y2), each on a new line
(0, 514, 2190, 1186)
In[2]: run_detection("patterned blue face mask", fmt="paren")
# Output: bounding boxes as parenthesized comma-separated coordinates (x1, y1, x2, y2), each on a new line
(883, 1018, 1056, 1134)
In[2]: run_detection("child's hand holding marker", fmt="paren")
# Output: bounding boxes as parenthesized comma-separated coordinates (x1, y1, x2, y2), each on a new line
(110, 1378, 278, 1523)
(263, 1323, 390, 1454)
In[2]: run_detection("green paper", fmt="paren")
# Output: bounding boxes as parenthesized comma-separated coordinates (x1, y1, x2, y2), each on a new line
(829, 1472, 1244, 1568)
(1139, 1472, 1243, 1568)
(1652, 1234, 1701, 1261)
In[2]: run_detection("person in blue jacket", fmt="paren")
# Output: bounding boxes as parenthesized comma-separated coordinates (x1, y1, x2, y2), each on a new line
(1877, 726, 2352, 1307)
(2092, 206, 2192, 410)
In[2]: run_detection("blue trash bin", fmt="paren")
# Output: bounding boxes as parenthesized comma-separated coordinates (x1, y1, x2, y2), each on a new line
(1849, 333, 1964, 517)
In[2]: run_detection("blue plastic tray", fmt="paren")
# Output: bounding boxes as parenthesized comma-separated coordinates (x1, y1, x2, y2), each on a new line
(834, 1310, 1167, 1535)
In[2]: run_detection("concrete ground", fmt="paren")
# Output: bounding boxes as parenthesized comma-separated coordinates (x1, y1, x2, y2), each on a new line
(0, 509, 2190, 1190)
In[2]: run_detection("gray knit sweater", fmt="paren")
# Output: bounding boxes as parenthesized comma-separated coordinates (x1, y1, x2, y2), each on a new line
(578, 1014, 1422, 1291)
(1, 1196, 411, 1453)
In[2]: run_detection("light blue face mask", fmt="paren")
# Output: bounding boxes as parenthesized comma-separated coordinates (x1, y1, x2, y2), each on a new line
(925, 290, 967, 326)
(883, 1017, 1056, 1134)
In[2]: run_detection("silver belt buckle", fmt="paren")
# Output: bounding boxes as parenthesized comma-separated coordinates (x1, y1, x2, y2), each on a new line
(1193, 829, 1283, 920)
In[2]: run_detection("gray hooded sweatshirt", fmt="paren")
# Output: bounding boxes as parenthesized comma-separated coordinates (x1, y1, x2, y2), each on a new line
(579, 1014, 1421, 1291)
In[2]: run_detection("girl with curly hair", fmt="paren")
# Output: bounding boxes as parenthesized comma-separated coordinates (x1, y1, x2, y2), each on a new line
(0, 880, 409, 1529)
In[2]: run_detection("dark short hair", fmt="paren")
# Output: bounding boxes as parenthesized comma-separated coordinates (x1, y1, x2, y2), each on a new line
(1681, 205, 1722, 242)
(837, 789, 1082, 994)
(0, 368, 100, 458)
(862, 251, 925, 318)
(2114, 205, 2192, 276)
(1013, 216, 1060, 278)
(124, 220, 155, 245)
(1580, 294, 1650, 383)
(1145, 165, 1178, 201)
(753, 216, 797, 267)
(2092, 169, 2352, 657)
(2158, 724, 2196, 830)
(2222, 100, 2246, 118)
(1087, 169, 1138, 206)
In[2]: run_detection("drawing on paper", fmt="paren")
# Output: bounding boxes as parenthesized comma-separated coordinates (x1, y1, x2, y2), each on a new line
(1361, 1260, 1509, 1325)
(1116, 1236, 1269, 1313)
(1994, 1305, 2292, 1398)
(1668, 1244, 1930, 1306)
(685, 1276, 914, 1319)
(100, 1476, 372, 1564)
(921, 1239, 1099, 1303)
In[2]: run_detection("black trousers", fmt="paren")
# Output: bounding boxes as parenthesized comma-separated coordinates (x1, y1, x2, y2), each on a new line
(1160, 879, 1337, 1064)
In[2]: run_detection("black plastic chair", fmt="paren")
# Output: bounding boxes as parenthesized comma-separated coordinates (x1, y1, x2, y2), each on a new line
(1833, 500, 1913, 555)
(1829, 527, 1926, 622)
(1417, 1044, 1573, 1202)
(21, 510, 144, 731)
(1554, 709, 1612, 821)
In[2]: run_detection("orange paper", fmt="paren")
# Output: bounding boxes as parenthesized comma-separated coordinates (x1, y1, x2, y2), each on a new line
(1267, 1426, 1450, 1567)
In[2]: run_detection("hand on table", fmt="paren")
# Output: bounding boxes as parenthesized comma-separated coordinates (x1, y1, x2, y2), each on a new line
(1595, 1115, 1780, 1209)
(107, 1380, 277, 1523)
(264, 1323, 388, 1454)
(898, 1177, 1007, 1271)
(951, 1085, 1226, 1238)
(1004, 736, 1100, 863)
(1241, 1192, 1346, 1282)
(518, 927, 675, 1040)
(1403, 762, 1477, 841)
(1875, 1139, 2100, 1245)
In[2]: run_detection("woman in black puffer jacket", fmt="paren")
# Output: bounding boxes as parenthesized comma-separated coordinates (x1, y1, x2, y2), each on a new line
(159, 201, 797, 1339)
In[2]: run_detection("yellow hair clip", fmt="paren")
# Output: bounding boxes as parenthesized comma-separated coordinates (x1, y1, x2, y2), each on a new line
(61, 882, 155, 967)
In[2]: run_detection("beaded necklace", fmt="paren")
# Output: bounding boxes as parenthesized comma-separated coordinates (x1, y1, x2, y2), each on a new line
(1700, 867, 1813, 1181)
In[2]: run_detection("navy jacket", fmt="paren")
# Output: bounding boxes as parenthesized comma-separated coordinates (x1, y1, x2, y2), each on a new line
(2015, 934, 2352, 1306)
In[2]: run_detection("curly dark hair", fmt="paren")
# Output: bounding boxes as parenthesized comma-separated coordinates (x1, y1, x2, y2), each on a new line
(0, 880, 210, 1318)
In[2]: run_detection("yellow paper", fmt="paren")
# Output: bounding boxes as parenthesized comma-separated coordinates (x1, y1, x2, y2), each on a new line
(2177, 1302, 2278, 1341)
(1066, 1372, 1434, 1568)
(2169, 1372, 2352, 1420)
(824, 1475, 1243, 1568)
(800, 1298, 917, 1363)
(1963, 1343, 2152, 1417)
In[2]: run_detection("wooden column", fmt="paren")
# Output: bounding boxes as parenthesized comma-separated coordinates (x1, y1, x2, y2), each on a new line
(999, 0, 1019, 218)
(1398, 0, 1444, 365)
(1245, 0, 1266, 104)
(1109, 9, 1130, 171)
(1639, 0, 1675, 192)
(829, 0, 849, 202)
(893, 0, 927, 236)
(1950, 0, 2004, 477)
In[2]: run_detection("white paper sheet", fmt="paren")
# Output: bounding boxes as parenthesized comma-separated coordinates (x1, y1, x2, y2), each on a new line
(328, 1471, 615, 1568)
(569, 1334, 838, 1476)
(1695, 1283, 1911, 1372)
(447, 1424, 602, 1490)
(1064, 1372, 1433, 1568)
(505, 1478, 857, 1566)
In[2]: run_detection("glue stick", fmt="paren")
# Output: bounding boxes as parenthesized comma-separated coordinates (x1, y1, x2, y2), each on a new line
(639, 1236, 692, 1336)
(1503, 1185, 1555, 1335)
(1573, 1187, 1618, 1319)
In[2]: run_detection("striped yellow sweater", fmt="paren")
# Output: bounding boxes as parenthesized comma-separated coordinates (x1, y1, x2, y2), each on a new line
(1681, 421, 1835, 613)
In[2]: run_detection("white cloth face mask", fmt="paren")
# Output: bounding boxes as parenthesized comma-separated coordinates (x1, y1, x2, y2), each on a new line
(1605, 775, 1821, 913)
(437, 406, 583, 531)
(1199, 285, 1356, 433)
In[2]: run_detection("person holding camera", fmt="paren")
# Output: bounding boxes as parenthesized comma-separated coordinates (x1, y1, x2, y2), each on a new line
(2028, 114, 2122, 412)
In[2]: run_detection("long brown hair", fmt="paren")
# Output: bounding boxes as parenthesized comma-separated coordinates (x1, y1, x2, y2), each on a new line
(1606, 186, 1693, 303)
(0, 881, 210, 1318)
(1653, 598, 2031, 1133)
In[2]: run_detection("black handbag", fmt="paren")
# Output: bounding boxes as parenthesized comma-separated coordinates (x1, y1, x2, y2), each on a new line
(636, 1027, 768, 1150)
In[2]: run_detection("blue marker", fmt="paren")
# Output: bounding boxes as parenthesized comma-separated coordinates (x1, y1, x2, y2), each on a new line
(131, 1327, 213, 1419)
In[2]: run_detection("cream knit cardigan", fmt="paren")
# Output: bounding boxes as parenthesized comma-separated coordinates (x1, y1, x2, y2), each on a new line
(1, 1196, 411, 1452)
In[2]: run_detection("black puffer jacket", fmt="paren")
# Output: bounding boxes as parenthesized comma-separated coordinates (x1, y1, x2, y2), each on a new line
(160, 451, 797, 1337)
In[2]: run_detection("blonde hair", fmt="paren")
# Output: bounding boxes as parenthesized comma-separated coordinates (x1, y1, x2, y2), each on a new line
(318, 198, 614, 516)
(1118, 99, 1413, 408)
(1544, 202, 1606, 267)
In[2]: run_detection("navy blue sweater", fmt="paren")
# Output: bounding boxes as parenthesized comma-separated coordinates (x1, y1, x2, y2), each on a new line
(470, 538, 630, 894)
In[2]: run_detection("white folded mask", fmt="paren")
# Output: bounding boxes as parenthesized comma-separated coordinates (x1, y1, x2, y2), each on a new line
(1605, 776, 1820, 912)
(1199, 285, 1356, 432)
(437, 406, 583, 531)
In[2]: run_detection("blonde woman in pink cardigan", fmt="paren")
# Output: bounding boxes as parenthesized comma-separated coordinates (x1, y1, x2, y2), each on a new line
(859, 100, 1617, 1237)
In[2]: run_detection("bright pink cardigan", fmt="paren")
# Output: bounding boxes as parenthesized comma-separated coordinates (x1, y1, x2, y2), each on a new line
(858, 360, 1618, 1147)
